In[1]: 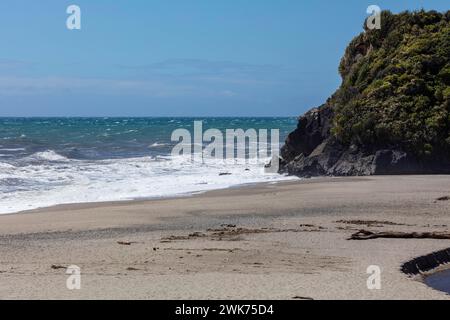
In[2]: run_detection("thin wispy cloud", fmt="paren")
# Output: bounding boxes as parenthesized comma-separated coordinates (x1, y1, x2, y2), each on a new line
(0, 75, 239, 98)
(0, 59, 297, 98)
(0, 58, 33, 70)
(116, 59, 300, 89)
(116, 59, 283, 76)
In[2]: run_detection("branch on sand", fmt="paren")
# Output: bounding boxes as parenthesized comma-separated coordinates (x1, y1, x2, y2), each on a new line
(348, 230, 450, 240)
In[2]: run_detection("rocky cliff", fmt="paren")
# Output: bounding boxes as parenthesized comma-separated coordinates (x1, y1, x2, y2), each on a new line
(280, 10, 450, 177)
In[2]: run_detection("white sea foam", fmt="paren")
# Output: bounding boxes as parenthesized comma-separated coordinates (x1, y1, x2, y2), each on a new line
(149, 142, 168, 148)
(28, 150, 69, 161)
(0, 148, 26, 152)
(0, 162, 16, 170)
(0, 152, 297, 214)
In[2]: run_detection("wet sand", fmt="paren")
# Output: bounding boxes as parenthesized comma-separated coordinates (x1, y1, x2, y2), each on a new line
(0, 175, 449, 299)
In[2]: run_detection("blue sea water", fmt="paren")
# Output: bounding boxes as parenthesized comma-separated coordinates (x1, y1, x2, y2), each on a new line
(425, 269, 450, 295)
(0, 117, 297, 214)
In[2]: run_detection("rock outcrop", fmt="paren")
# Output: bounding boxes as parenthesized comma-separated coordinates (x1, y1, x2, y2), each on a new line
(279, 10, 450, 177)
(280, 105, 450, 177)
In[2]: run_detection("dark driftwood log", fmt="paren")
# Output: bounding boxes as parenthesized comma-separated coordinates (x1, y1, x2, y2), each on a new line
(348, 230, 450, 240)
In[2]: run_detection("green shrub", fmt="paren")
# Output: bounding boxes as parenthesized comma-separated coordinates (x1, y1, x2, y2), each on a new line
(331, 10, 450, 157)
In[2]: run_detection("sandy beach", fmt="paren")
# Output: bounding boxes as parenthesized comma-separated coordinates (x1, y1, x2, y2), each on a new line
(0, 175, 450, 300)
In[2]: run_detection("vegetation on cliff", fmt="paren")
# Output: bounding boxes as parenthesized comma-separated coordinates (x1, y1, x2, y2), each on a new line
(331, 10, 450, 157)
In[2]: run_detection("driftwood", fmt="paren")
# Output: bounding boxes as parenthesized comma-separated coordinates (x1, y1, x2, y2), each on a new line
(349, 230, 450, 240)
(51, 265, 66, 270)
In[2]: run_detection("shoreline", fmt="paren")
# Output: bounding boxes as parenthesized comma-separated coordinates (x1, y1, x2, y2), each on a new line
(6, 178, 304, 217)
(1, 175, 450, 299)
(0, 172, 299, 216)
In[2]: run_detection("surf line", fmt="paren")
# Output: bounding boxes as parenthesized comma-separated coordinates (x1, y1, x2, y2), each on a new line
(171, 120, 280, 172)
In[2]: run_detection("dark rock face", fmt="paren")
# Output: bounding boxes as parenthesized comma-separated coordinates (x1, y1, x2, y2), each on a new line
(280, 104, 333, 164)
(279, 105, 450, 177)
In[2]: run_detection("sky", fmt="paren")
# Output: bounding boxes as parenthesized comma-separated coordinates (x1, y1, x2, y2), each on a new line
(0, 0, 448, 117)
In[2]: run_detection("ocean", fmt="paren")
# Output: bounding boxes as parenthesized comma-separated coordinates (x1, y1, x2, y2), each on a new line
(0, 117, 298, 214)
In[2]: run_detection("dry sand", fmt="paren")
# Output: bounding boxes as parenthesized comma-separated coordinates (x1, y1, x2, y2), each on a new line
(0, 175, 450, 300)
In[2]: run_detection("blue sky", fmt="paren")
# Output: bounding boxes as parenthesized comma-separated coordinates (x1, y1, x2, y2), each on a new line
(0, 0, 448, 116)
